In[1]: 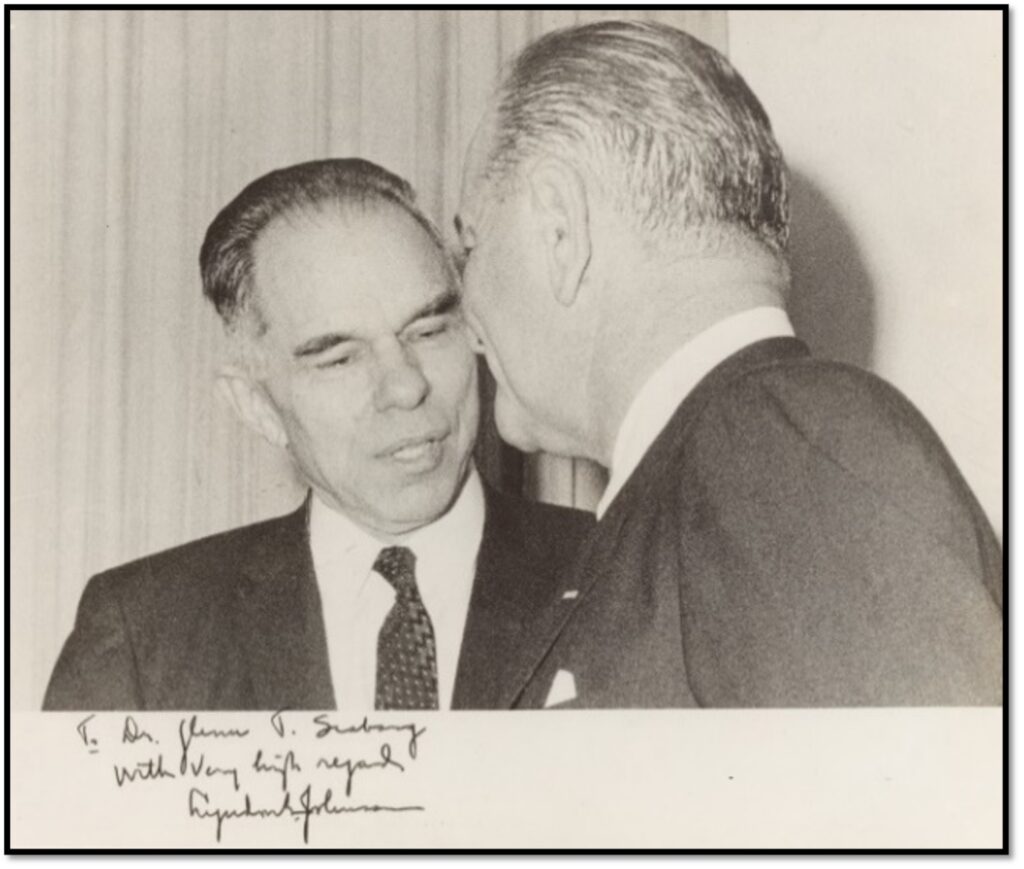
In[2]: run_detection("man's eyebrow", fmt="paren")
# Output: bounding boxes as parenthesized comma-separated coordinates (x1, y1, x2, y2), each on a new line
(293, 332, 355, 359)
(401, 289, 460, 330)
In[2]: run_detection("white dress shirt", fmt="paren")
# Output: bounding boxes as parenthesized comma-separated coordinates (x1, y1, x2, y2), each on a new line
(309, 468, 485, 710)
(596, 306, 796, 519)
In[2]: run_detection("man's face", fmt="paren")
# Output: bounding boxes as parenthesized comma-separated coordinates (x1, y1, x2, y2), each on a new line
(246, 205, 479, 538)
(456, 133, 575, 456)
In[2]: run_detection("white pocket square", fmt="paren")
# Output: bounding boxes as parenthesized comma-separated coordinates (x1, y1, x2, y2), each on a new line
(544, 669, 577, 708)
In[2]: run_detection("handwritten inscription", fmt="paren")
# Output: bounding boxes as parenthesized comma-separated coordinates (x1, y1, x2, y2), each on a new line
(75, 711, 427, 843)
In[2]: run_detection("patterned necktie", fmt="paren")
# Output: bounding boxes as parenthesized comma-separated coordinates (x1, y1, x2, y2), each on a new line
(374, 546, 439, 710)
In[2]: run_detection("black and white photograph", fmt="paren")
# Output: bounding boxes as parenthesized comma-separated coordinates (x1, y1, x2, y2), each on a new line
(8, 6, 1006, 851)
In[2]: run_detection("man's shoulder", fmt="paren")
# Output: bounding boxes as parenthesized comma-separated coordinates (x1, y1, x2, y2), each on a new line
(489, 483, 594, 528)
(87, 502, 307, 602)
(670, 351, 994, 552)
(687, 353, 948, 471)
(733, 353, 927, 425)
(483, 483, 595, 557)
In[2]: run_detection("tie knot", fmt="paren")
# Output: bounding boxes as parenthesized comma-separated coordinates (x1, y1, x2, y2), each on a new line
(373, 546, 417, 595)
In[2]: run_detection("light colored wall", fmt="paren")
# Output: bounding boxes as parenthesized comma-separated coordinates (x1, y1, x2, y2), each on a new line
(728, 10, 1003, 536)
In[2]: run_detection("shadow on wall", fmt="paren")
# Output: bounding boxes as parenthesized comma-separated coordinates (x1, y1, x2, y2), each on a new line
(786, 168, 877, 370)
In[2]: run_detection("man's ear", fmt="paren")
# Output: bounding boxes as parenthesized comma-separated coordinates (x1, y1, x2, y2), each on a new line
(525, 158, 592, 307)
(215, 366, 289, 449)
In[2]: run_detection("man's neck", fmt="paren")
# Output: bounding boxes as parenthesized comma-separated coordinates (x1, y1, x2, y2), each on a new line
(588, 252, 789, 467)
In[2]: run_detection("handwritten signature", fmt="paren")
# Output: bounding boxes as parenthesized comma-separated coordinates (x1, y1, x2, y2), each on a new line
(188, 784, 423, 844)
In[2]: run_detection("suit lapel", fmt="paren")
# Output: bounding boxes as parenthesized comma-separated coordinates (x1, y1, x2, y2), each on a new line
(234, 496, 336, 710)
(494, 337, 812, 708)
(451, 487, 572, 709)
(492, 503, 632, 709)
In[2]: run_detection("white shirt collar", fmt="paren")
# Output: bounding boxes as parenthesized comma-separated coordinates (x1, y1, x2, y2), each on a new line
(595, 307, 795, 518)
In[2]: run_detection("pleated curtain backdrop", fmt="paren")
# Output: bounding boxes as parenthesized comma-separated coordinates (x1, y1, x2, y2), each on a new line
(10, 9, 727, 710)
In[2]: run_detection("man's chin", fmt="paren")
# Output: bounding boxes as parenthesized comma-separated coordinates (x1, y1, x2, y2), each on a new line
(494, 417, 541, 454)
(377, 475, 467, 534)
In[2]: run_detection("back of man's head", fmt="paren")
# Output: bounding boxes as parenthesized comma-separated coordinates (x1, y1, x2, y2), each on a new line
(200, 158, 452, 340)
(482, 20, 788, 257)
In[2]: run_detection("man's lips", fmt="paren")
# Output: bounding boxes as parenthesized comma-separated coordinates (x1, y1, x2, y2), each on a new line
(377, 431, 450, 463)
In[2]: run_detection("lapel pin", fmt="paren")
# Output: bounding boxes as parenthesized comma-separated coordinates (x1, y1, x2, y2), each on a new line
(562, 590, 579, 600)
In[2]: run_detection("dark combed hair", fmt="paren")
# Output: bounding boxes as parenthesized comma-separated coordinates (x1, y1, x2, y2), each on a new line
(200, 158, 448, 332)
(485, 20, 789, 253)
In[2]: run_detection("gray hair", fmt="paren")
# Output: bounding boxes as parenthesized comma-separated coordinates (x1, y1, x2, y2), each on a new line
(200, 158, 455, 339)
(483, 20, 789, 254)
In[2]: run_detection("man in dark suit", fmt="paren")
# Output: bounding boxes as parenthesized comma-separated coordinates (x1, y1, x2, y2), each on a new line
(45, 158, 591, 711)
(455, 21, 1002, 707)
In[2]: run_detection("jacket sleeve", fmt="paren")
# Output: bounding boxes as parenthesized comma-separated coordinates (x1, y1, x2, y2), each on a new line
(43, 572, 143, 710)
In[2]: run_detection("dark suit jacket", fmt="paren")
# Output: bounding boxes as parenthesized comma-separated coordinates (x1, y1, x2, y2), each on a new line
(44, 484, 593, 710)
(503, 338, 1003, 708)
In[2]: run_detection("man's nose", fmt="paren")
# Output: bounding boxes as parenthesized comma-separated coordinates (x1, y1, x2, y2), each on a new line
(373, 345, 430, 412)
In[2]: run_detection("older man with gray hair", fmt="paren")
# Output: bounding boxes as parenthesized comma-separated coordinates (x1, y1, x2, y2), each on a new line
(455, 20, 1002, 708)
